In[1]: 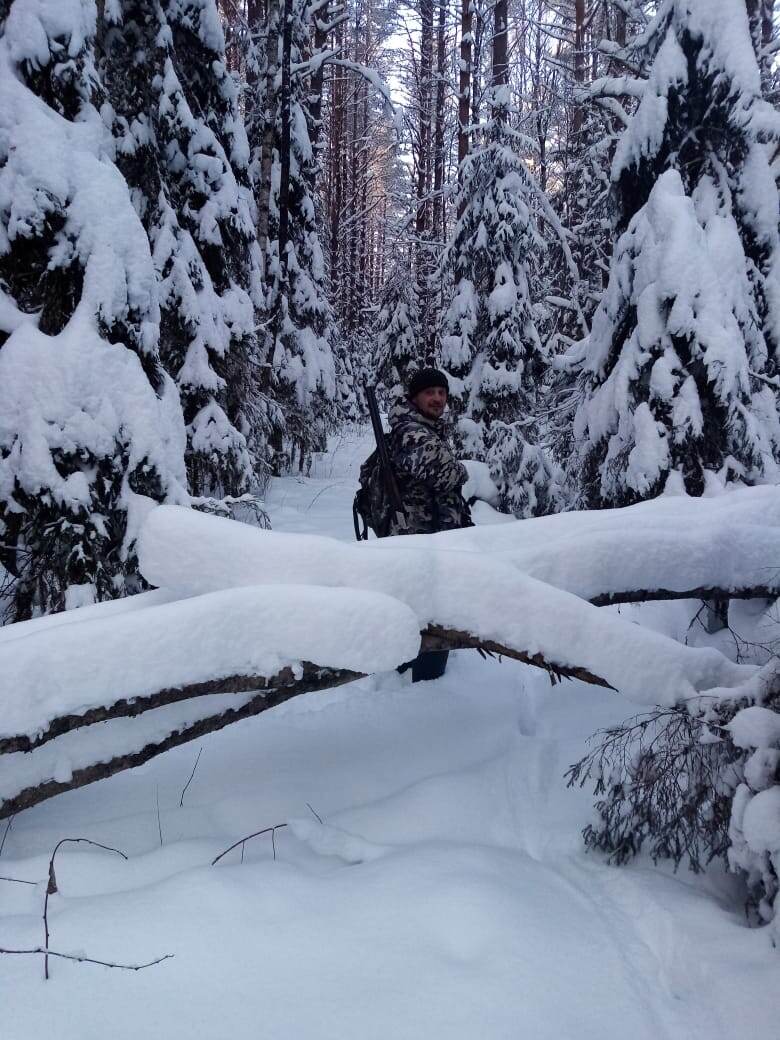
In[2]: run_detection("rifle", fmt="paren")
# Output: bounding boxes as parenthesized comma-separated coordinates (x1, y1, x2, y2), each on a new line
(365, 387, 408, 535)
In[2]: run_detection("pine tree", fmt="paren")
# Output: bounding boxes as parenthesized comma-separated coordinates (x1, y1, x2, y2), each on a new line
(0, 0, 187, 621)
(333, 330, 365, 422)
(100, 0, 270, 499)
(373, 265, 421, 396)
(568, 0, 780, 507)
(248, 0, 337, 471)
(439, 97, 555, 517)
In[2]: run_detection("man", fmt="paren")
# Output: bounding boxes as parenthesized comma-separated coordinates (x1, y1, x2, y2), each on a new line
(388, 367, 472, 681)
(387, 368, 472, 537)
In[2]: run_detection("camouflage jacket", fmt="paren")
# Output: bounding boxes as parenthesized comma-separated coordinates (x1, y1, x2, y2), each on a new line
(387, 399, 471, 535)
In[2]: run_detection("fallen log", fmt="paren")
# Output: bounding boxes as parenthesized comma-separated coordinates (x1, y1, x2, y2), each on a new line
(589, 586, 778, 608)
(420, 627, 614, 689)
(0, 664, 360, 755)
(0, 628, 613, 757)
(0, 628, 616, 818)
(0, 668, 359, 819)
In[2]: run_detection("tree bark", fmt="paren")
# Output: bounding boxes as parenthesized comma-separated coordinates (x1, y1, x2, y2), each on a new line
(276, 0, 294, 269)
(572, 0, 586, 135)
(432, 0, 447, 243)
(328, 18, 345, 297)
(0, 664, 360, 756)
(471, 0, 482, 126)
(309, 0, 329, 158)
(415, 0, 434, 254)
(458, 0, 473, 167)
(257, 0, 279, 253)
(420, 626, 613, 688)
(491, 0, 508, 119)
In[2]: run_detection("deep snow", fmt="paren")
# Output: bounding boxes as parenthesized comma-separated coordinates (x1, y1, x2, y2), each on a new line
(2, 427, 779, 1039)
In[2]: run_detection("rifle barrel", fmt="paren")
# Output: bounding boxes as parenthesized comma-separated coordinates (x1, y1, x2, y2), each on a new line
(365, 388, 407, 525)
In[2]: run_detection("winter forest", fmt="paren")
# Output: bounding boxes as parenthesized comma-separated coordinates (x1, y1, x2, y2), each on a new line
(3, 0, 780, 1035)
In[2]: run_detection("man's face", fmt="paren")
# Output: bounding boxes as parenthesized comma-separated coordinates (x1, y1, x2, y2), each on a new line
(412, 385, 448, 420)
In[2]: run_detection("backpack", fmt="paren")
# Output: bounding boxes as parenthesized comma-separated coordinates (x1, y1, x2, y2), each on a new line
(352, 450, 399, 540)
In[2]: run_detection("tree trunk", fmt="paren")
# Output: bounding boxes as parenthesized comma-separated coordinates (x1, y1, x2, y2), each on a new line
(257, 0, 279, 253)
(432, 0, 447, 241)
(458, 0, 473, 168)
(415, 0, 435, 357)
(471, 0, 482, 126)
(277, 0, 294, 270)
(329, 19, 345, 298)
(492, 0, 508, 119)
(309, 0, 329, 158)
(572, 0, 586, 135)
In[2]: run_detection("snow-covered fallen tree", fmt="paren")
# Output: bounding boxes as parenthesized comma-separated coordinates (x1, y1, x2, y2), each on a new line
(392, 483, 780, 605)
(136, 506, 752, 706)
(1, 494, 774, 822)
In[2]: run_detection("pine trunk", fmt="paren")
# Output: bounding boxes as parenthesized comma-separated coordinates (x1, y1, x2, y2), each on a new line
(572, 0, 586, 135)
(432, 0, 447, 242)
(309, 0, 329, 158)
(277, 0, 294, 268)
(458, 0, 472, 167)
(415, 0, 434, 357)
(257, 0, 279, 253)
(492, 0, 508, 113)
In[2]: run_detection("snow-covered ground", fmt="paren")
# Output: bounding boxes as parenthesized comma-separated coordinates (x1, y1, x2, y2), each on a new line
(2, 428, 778, 1038)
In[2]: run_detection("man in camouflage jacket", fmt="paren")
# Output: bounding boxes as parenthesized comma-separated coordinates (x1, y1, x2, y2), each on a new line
(387, 368, 472, 536)
(388, 367, 472, 681)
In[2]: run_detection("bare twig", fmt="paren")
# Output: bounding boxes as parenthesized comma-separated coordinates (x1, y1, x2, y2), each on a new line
(44, 838, 128, 980)
(305, 803, 323, 824)
(0, 875, 37, 886)
(156, 787, 163, 847)
(0, 947, 173, 971)
(211, 824, 288, 867)
(179, 748, 203, 807)
(0, 815, 13, 857)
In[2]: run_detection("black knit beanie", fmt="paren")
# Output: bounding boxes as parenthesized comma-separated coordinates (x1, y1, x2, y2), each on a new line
(408, 367, 449, 399)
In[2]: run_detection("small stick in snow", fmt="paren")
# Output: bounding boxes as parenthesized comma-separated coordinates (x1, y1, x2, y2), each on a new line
(44, 838, 128, 981)
(156, 786, 163, 846)
(0, 814, 14, 857)
(179, 747, 203, 807)
(0, 947, 173, 971)
(211, 824, 288, 866)
(0, 875, 37, 886)
(305, 802, 323, 824)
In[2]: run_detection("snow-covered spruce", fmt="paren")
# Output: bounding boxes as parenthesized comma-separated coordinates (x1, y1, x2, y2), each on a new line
(0, 0, 187, 621)
(100, 0, 270, 498)
(246, 0, 337, 471)
(440, 98, 557, 517)
(373, 265, 421, 398)
(566, 0, 780, 507)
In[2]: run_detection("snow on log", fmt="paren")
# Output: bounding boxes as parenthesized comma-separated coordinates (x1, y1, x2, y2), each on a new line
(138, 506, 754, 707)
(0, 675, 363, 820)
(0, 624, 618, 818)
(0, 585, 421, 752)
(399, 484, 780, 604)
